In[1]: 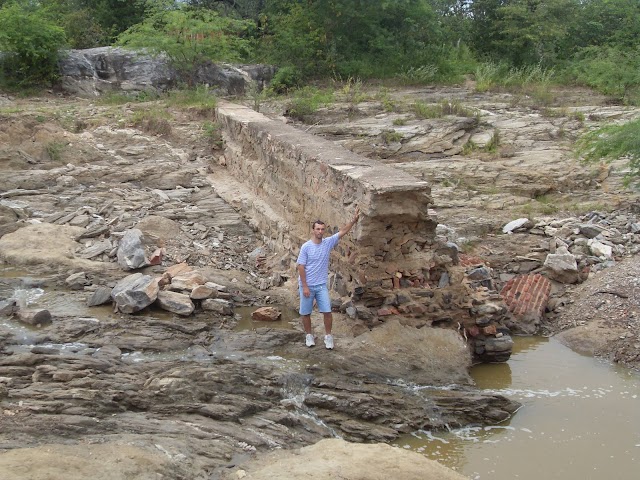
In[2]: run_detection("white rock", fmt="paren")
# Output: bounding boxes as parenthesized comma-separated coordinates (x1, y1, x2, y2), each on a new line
(503, 218, 530, 234)
(588, 239, 613, 259)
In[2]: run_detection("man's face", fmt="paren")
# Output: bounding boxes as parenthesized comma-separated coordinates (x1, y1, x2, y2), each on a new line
(312, 223, 326, 240)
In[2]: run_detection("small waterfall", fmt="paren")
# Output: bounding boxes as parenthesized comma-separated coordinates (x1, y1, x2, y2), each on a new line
(280, 372, 342, 439)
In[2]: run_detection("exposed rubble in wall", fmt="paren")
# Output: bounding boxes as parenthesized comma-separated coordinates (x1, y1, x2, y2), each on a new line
(214, 101, 514, 363)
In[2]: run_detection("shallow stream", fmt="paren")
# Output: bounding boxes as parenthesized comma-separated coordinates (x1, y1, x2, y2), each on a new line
(394, 337, 640, 479)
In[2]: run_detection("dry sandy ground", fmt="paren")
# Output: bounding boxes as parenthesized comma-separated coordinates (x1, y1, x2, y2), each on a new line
(551, 255, 640, 369)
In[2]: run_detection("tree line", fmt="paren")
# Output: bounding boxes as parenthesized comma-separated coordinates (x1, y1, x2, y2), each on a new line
(0, 0, 639, 104)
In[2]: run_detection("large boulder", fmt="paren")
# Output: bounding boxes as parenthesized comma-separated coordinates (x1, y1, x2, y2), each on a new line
(58, 47, 275, 97)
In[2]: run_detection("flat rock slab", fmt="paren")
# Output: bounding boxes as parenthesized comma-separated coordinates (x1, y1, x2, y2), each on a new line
(223, 438, 467, 480)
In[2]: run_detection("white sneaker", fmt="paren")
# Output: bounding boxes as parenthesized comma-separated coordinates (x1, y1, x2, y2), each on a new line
(324, 334, 334, 350)
(305, 333, 315, 347)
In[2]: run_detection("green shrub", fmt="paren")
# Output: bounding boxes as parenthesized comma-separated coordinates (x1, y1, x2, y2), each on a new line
(117, 8, 255, 86)
(576, 118, 640, 185)
(571, 46, 640, 105)
(269, 66, 302, 94)
(381, 130, 403, 144)
(0, 3, 67, 88)
(412, 101, 442, 119)
(202, 121, 224, 149)
(286, 87, 333, 120)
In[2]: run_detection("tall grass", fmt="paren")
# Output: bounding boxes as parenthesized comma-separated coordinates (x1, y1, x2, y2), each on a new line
(474, 62, 554, 92)
(412, 99, 476, 119)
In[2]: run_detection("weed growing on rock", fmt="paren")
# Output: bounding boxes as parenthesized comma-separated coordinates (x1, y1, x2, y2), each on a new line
(576, 118, 640, 186)
(202, 121, 224, 149)
(98, 90, 160, 105)
(392, 118, 407, 126)
(375, 87, 397, 112)
(45, 141, 65, 162)
(485, 129, 501, 153)
(462, 140, 478, 155)
(412, 99, 475, 119)
(130, 109, 172, 136)
(380, 130, 403, 144)
(166, 85, 217, 118)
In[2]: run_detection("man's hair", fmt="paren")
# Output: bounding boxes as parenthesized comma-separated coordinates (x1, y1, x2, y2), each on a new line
(312, 220, 325, 229)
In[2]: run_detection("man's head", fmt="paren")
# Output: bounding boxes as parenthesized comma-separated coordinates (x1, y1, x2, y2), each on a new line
(311, 220, 326, 240)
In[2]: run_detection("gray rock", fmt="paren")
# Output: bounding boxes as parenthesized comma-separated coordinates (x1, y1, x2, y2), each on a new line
(116, 229, 148, 270)
(87, 286, 113, 307)
(79, 239, 112, 259)
(579, 224, 603, 238)
(111, 273, 159, 313)
(17, 309, 52, 326)
(543, 247, 580, 283)
(156, 290, 195, 316)
(588, 239, 613, 259)
(57, 47, 275, 97)
(202, 298, 233, 315)
(65, 272, 90, 290)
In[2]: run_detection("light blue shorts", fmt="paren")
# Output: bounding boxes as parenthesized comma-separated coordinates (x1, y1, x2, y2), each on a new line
(299, 283, 331, 315)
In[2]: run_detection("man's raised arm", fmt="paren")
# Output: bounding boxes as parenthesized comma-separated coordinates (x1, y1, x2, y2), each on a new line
(338, 206, 360, 238)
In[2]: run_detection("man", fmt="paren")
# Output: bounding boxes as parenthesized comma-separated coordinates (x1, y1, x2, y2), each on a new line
(297, 206, 360, 349)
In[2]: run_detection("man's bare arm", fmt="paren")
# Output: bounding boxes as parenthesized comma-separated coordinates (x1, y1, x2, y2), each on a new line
(298, 264, 310, 297)
(338, 206, 360, 238)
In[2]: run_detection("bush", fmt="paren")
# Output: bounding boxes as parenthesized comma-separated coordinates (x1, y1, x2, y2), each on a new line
(286, 87, 333, 120)
(570, 46, 640, 105)
(117, 8, 255, 86)
(576, 118, 640, 185)
(0, 3, 67, 88)
(269, 66, 302, 94)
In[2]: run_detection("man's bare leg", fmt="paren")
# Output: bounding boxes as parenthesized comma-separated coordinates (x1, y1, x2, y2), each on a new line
(302, 314, 312, 334)
(323, 312, 333, 334)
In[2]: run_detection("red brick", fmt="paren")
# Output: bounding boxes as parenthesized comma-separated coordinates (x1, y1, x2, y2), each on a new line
(500, 274, 551, 324)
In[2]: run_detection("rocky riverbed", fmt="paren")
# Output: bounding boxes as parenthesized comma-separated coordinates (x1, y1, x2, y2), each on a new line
(0, 84, 639, 479)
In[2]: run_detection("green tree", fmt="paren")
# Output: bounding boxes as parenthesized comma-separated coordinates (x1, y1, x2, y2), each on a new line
(262, 0, 443, 78)
(117, 6, 255, 84)
(571, 45, 640, 104)
(0, 1, 67, 87)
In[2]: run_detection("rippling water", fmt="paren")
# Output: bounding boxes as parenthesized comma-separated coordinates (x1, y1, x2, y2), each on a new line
(394, 336, 640, 480)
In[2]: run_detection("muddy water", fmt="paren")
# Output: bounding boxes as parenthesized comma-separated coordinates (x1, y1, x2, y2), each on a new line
(233, 305, 299, 331)
(394, 337, 640, 479)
